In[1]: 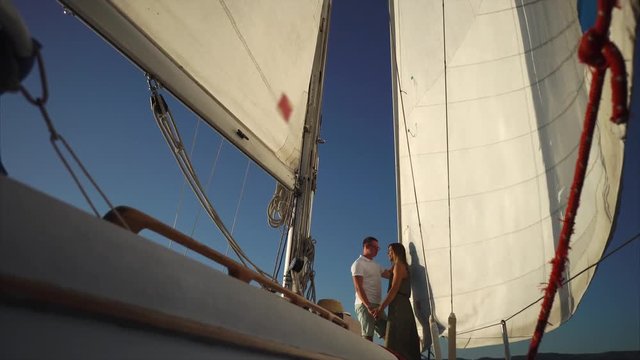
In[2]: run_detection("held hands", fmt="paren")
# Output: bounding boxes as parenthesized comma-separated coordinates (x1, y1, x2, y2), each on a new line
(371, 306, 384, 319)
(366, 304, 379, 319)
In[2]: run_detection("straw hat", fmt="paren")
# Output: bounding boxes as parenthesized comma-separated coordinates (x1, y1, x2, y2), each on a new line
(317, 299, 344, 314)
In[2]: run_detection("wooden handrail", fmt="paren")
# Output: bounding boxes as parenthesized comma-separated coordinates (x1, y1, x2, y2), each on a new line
(103, 206, 348, 329)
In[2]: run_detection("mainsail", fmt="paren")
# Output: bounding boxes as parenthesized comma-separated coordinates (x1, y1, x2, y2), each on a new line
(58, 0, 331, 297)
(61, 0, 325, 189)
(391, 0, 635, 349)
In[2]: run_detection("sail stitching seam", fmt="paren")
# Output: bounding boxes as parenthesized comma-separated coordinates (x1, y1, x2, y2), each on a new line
(447, 16, 579, 70)
(407, 76, 586, 154)
(404, 137, 601, 203)
(219, 0, 276, 99)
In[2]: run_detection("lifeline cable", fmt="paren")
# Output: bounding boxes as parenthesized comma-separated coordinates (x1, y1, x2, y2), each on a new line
(18, 46, 131, 232)
(456, 230, 639, 337)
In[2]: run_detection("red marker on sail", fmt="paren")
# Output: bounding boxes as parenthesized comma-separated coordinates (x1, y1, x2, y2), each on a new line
(278, 93, 292, 122)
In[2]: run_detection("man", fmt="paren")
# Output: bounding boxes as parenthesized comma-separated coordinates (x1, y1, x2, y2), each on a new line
(351, 236, 390, 341)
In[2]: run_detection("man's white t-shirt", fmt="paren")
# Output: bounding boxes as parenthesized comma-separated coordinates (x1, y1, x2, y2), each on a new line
(350, 255, 384, 305)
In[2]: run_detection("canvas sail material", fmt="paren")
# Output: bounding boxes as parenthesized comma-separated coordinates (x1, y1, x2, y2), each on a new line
(391, 0, 633, 348)
(61, 0, 325, 189)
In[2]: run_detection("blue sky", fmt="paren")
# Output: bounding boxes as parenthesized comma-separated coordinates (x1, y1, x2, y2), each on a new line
(1, 0, 638, 358)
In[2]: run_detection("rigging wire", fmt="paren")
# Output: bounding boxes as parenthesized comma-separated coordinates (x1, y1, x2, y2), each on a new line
(225, 159, 251, 257)
(18, 46, 131, 232)
(272, 225, 290, 280)
(185, 137, 225, 254)
(169, 119, 201, 249)
(147, 77, 270, 278)
(440, 0, 454, 315)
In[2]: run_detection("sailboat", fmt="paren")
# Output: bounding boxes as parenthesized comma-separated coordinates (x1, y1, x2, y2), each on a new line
(390, 0, 638, 357)
(1, 0, 638, 359)
(1, 0, 402, 359)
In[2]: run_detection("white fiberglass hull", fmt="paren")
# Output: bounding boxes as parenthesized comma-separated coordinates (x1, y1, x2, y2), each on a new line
(0, 176, 395, 359)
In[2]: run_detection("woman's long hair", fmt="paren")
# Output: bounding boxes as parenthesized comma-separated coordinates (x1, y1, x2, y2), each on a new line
(388, 243, 408, 266)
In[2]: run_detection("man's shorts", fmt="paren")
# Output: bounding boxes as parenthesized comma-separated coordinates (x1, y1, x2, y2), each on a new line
(355, 303, 387, 338)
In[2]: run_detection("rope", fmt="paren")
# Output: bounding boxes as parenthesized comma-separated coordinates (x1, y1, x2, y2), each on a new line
(527, 1, 628, 358)
(267, 182, 294, 228)
(169, 119, 201, 249)
(185, 137, 225, 254)
(302, 237, 316, 302)
(269, 182, 294, 279)
(147, 77, 271, 278)
(172, 120, 201, 227)
(18, 46, 130, 232)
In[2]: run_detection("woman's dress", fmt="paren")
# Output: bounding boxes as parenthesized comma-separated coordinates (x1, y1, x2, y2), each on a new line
(385, 272, 421, 360)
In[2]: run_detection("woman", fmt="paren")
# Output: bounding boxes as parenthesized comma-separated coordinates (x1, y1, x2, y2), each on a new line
(374, 243, 421, 360)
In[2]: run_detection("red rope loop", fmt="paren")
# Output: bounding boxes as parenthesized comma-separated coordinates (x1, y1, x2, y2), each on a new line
(579, 28, 608, 68)
(577, 0, 614, 67)
(527, 0, 629, 359)
(603, 42, 629, 123)
(577, 0, 629, 123)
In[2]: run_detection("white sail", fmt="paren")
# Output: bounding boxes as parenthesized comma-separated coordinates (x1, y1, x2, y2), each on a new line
(391, 0, 634, 348)
(61, 0, 325, 189)
(1, 1, 401, 358)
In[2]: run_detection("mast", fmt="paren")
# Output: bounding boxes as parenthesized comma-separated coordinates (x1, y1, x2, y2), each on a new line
(282, 0, 332, 299)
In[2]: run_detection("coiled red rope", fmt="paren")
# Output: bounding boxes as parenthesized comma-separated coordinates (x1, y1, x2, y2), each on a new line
(527, 1, 628, 359)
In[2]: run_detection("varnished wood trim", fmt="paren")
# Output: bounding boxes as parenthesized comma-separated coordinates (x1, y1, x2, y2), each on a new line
(103, 205, 347, 329)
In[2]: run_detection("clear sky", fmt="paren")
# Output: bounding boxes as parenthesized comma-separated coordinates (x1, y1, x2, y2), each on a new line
(1, 0, 638, 359)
